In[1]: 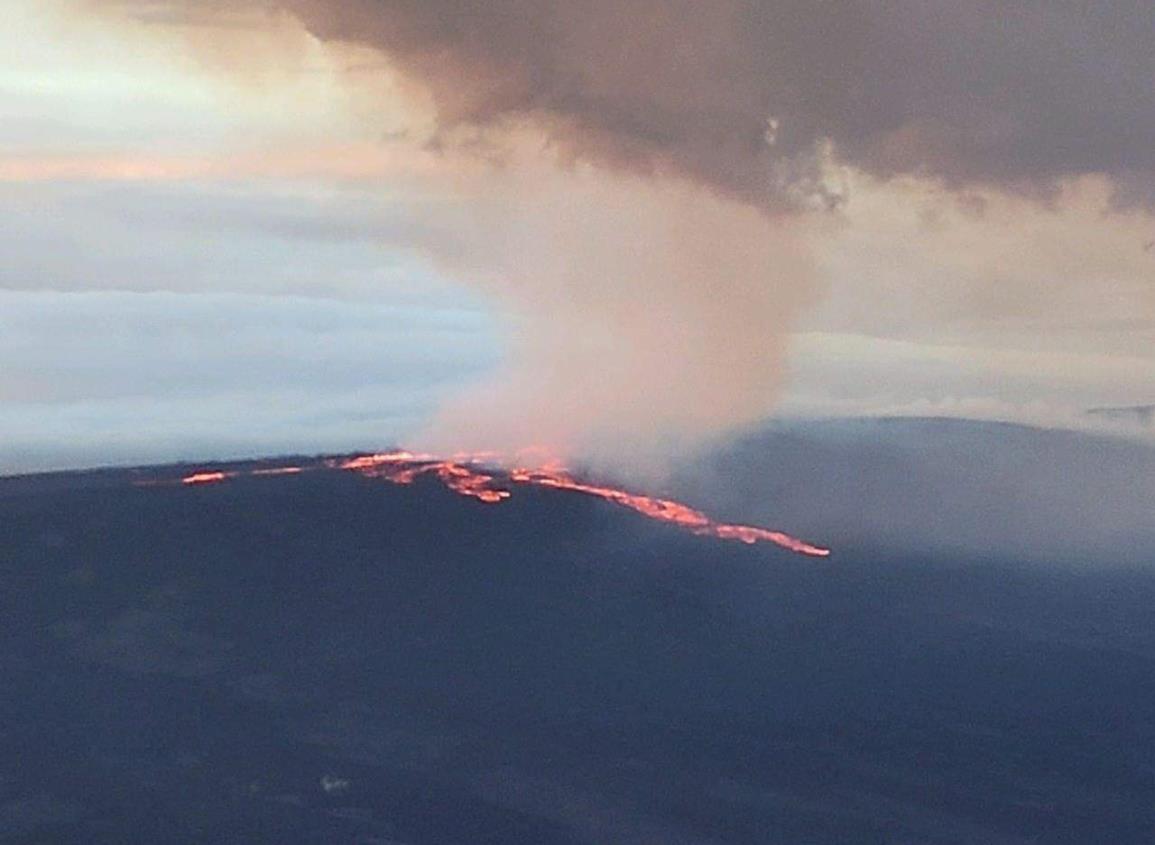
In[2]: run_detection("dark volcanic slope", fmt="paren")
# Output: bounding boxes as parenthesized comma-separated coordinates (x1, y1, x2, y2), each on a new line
(1, 460, 1154, 844)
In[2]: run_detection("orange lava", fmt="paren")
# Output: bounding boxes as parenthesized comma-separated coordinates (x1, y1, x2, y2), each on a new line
(181, 471, 233, 485)
(181, 466, 302, 485)
(339, 452, 831, 557)
(168, 452, 830, 557)
(336, 452, 510, 503)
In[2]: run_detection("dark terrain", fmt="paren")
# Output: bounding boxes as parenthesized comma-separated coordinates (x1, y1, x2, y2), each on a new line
(1, 421, 1153, 844)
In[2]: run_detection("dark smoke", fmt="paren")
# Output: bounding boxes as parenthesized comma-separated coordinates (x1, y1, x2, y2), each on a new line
(190, 0, 1155, 209)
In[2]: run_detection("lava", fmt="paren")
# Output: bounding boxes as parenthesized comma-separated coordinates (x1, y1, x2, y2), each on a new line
(180, 466, 300, 485)
(169, 452, 830, 557)
(181, 471, 233, 485)
(337, 453, 831, 558)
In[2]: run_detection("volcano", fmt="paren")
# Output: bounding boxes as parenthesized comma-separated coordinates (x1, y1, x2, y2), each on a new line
(2, 423, 1154, 843)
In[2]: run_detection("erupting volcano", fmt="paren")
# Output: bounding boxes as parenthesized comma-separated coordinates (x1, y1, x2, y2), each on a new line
(178, 451, 830, 557)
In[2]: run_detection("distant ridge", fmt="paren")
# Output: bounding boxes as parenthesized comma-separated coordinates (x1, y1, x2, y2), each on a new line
(1088, 404, 1155, 428)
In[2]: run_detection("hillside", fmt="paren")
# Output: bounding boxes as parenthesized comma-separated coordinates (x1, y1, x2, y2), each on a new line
(1, 427, 1154, 843)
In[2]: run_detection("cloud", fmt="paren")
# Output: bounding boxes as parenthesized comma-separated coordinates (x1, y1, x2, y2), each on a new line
(28, 1, 1155, 472)
(0, 289, 498, 473)
(780, 328, 1155, 434)
(0, 178, 464, 299)
(806, 174, 1155, 348)
(123, 0, 1155, 209)
(0, 144, 444, 184)
(775, 173, 1155, 429)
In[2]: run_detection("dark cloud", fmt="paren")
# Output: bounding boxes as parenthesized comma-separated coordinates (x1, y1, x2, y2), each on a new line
(174, 0, 1155, 209)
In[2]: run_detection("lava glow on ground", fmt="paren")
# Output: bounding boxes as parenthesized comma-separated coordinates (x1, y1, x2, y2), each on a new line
(176, 451, 831, 558)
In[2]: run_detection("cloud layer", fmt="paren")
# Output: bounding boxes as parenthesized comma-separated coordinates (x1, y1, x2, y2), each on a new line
(0, 287, 498, 473)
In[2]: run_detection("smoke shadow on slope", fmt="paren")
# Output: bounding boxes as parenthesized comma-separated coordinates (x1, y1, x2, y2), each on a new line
(674, 417, 1155, 569)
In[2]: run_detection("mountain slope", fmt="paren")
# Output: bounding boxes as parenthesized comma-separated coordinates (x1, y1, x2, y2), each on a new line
(1, 439, 1153, 843)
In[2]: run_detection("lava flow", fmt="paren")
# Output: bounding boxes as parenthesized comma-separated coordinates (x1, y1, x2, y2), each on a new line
(336, 452, 831, 557)
(182, 471, 233, 485)
(170, 451, 829, 557)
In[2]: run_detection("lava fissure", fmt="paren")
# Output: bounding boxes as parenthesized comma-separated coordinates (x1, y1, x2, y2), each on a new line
(338, 452, 830, 557)
(171, 451, 830, 557)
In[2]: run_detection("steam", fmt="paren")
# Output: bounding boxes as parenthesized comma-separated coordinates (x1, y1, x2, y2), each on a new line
(403, 145, 819, 466)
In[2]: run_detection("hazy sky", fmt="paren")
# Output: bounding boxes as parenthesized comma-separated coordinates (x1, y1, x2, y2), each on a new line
(2, 0, 1152, 472)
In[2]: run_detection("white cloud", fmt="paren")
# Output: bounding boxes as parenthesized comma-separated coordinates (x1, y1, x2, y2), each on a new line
(782, 330, 1155, 429)
(0, 289, 499, 473)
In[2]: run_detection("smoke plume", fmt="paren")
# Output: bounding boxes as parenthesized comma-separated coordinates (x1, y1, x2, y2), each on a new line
(403, 149, 820, 465)
(97, 0, 1155, 464)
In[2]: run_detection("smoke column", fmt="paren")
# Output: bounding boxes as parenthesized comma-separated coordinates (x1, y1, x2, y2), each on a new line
(403, 147, 821, 467)
(269, 0, 843, 467)
(94, 0, 1155, 466)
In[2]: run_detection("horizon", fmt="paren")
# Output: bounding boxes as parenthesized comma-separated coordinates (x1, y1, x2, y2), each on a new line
(3, 411, 1152, 479)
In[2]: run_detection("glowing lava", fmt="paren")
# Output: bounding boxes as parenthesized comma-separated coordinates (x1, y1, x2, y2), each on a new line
(340, 451, 510, 503)
(170, 452, 829, 557)
(336, 452, 831, 558)
(182, 471, 233, 485)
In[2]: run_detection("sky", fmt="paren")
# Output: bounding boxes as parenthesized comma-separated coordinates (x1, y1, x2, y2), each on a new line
(1, 0, 1153, 473)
